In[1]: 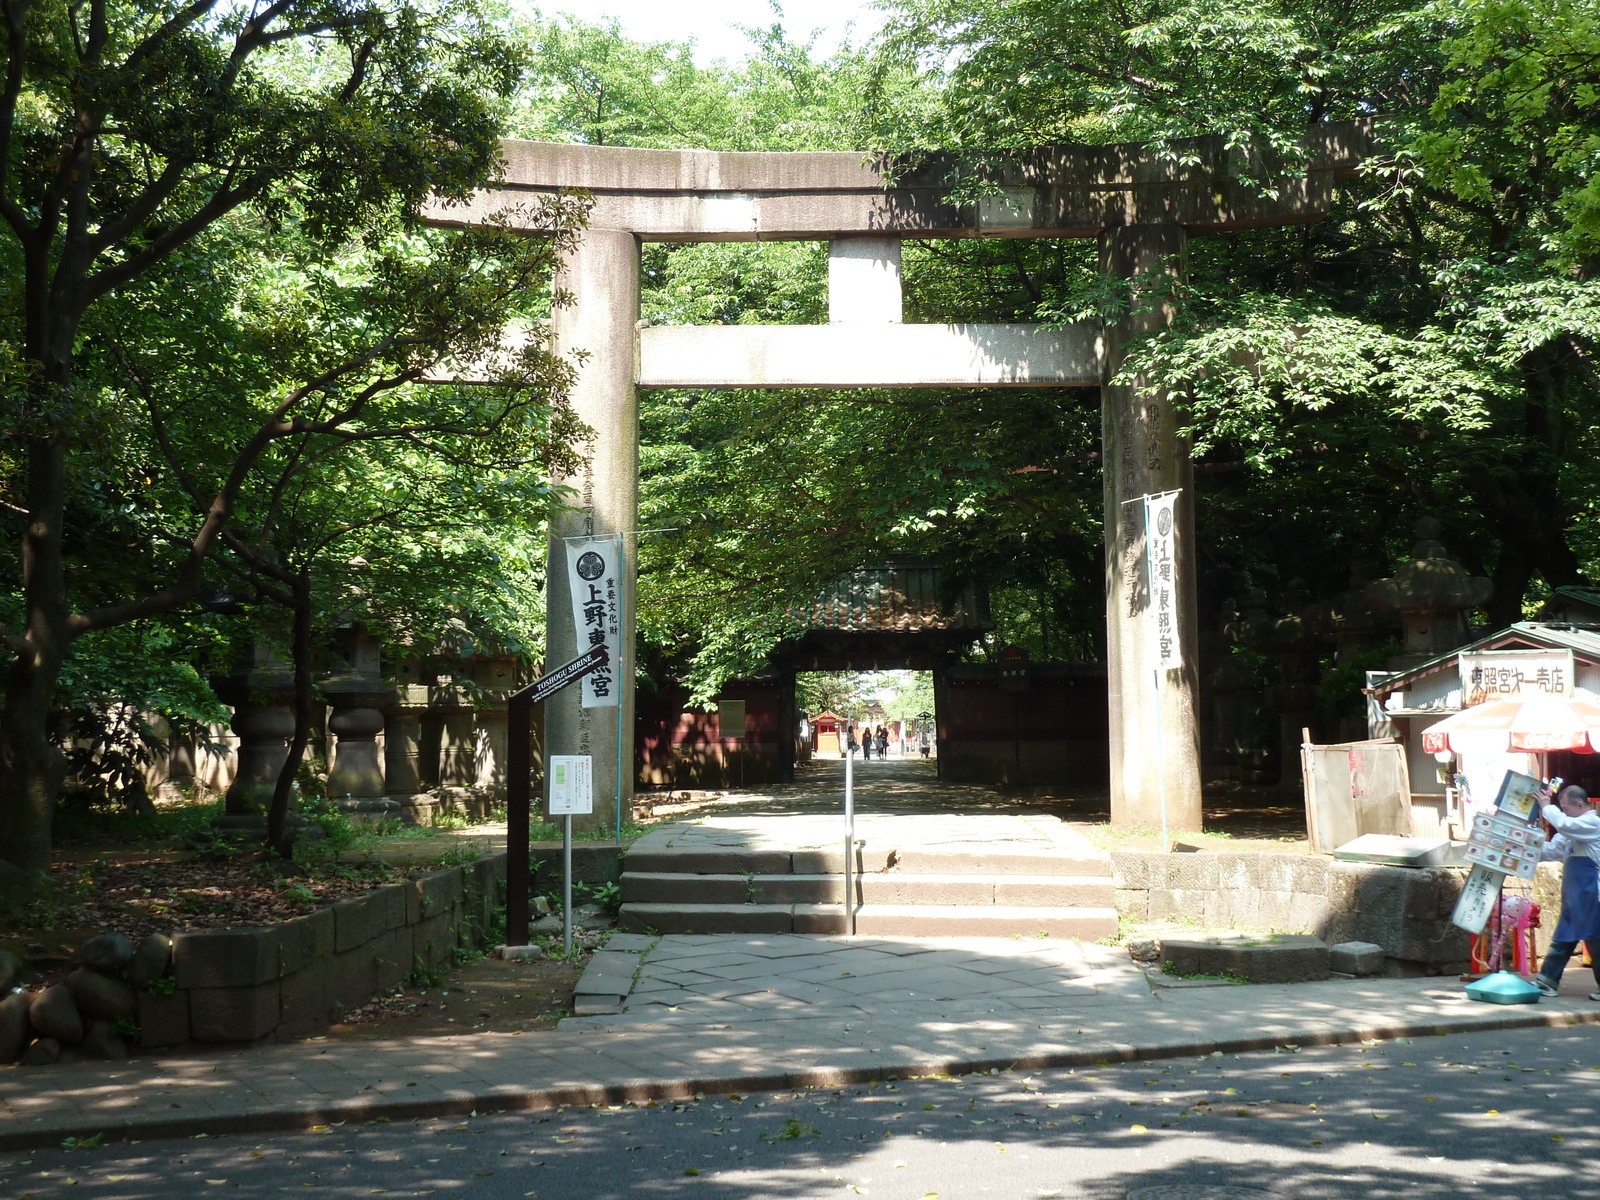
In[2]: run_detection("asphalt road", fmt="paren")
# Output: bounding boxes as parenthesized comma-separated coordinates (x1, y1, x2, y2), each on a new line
(4, 1025, 1599, 1199)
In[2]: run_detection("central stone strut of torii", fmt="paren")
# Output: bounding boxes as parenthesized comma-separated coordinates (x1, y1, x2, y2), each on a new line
(427, 122, 1373, 833)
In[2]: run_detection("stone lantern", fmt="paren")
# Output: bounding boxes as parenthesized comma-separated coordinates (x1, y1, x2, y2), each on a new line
(383, 655, 436, 826)
(321, 627, 397, 817)
(209, 646, 296, 834)
(471, 654, 519, 801)
(1367, 517, 1493, 669)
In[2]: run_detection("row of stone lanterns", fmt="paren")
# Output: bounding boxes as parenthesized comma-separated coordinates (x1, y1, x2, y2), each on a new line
(209, 632, 524, 835)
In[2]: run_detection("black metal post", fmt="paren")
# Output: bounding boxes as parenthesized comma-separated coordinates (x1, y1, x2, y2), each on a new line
(506, 688, 533, 948)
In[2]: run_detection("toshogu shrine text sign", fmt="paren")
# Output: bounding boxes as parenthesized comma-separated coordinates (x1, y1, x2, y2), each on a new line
(1459, 650, 1573, 706)
(565, 537, 621, 708)
(1144, 490, 1182, 673)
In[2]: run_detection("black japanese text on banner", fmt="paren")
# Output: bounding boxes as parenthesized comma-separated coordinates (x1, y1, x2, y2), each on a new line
(565, 537, 621, 708)
(1144, 490, 1182, 673)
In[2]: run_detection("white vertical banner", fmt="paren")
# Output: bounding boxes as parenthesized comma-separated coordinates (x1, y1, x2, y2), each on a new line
(1144, 490, 1182, 675)
(565, 537, 621, 708)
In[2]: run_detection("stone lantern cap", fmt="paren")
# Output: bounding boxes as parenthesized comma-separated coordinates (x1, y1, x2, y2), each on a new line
(1367, 517, 1492, 614)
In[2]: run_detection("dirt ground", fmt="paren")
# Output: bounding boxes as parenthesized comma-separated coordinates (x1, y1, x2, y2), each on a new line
(317, 953, 586, 1041)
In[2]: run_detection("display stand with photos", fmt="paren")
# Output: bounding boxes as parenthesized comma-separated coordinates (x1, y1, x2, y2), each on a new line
(1452, 770, 1555, 1004)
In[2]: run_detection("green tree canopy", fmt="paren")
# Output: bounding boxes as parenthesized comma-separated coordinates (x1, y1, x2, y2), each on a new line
(1, 0, 583, 906)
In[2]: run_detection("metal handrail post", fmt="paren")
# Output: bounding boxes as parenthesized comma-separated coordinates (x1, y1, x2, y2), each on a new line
(844, 742, 855, 936)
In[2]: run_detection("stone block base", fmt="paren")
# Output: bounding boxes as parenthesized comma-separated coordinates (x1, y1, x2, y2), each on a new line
(1159, 934, 1331, 984)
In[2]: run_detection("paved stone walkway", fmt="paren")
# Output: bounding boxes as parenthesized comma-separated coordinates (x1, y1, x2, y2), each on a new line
(651, 756, 1074, 818)
(6, 967, 1597, 1152)
(565, 934, 1147, 1026)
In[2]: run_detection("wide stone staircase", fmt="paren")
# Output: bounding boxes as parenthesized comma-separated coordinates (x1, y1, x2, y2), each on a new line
(618, 812, 1118, 938)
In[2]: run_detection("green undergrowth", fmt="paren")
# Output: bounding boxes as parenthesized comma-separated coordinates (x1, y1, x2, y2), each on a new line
(51, 793, 225, 850)
(1161, 962, 1250, 985)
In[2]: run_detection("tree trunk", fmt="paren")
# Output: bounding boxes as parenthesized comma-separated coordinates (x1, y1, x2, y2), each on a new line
(0, 658, 66, 913)
(0, 422, 74, 910)
(266, 572, 314, 859)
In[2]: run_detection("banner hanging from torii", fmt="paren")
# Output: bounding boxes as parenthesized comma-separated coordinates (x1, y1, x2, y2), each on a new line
(565, 537, 622, 708)
(1144, 490, 1182, 674)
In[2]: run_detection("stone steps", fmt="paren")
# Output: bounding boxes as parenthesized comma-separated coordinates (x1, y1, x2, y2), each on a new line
(623, 846, 1111, 878)
(617, 902, 1120, 939)
(620, 871, 1114, 907)
(617, 816, 1118, 938)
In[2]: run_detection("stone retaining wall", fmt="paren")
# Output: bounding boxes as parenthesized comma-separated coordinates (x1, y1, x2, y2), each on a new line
(529, 843, 627, 888)
(1111, 851, 1563, 975)
(137, 852, 507, 1049)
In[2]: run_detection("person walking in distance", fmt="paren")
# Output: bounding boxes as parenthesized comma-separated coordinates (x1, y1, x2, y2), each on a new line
(1532, 784, 1600, 999)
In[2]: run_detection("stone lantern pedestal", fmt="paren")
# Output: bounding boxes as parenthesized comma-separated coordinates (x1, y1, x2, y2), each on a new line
(471, 655, 518, 803)
(322, 674, 398, 819)
(209, 664, 297, 840)
(384, 681, 436, 826)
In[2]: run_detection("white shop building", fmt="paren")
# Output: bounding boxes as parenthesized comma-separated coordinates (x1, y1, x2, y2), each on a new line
(1366, 615, 1600, 840)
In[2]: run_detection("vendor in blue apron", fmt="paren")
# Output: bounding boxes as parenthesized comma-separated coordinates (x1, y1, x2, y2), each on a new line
(1532, 784, 1600, 999)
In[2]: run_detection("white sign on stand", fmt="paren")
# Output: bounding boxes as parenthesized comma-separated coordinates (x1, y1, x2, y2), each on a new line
(547, 754, 593, 958)
(548, 755, 593, 815)
(1451, 863, 1505, 934)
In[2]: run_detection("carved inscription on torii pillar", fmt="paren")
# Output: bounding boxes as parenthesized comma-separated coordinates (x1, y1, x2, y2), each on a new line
(426, 121, 1372, 832)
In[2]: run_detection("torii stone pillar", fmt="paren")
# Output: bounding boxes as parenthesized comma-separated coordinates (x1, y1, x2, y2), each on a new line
(1100, 225, 1202, 831)
(546, 228, 640, 833)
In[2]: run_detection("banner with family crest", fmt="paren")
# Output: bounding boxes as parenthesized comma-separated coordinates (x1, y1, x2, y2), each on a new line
(1144, 490, 1182, 673)
(565, 537, 621, 708)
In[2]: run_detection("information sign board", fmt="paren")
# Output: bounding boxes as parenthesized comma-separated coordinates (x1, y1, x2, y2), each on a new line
(1459, 649, 1573, 706)
(1144, 491, 1182, 671)
(548, 755, 593, 815)
(1451, 863, 1505, 934)
(1493, 770, 1546, 822)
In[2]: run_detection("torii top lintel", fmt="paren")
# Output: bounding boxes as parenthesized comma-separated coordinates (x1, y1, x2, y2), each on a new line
(428, 120, 1372, 243)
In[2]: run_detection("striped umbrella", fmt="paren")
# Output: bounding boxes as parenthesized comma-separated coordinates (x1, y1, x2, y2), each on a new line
(1421, 693, 1600, 755)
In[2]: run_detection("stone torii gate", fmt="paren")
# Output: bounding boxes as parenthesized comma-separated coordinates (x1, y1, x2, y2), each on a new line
(428, 122, 1372, 832)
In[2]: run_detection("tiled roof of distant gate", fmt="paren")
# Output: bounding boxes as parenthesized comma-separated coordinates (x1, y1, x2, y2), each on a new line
(790, 563, 990, 632)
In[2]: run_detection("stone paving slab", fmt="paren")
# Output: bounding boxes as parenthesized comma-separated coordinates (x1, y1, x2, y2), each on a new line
(573, 933, 1145, 1027)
